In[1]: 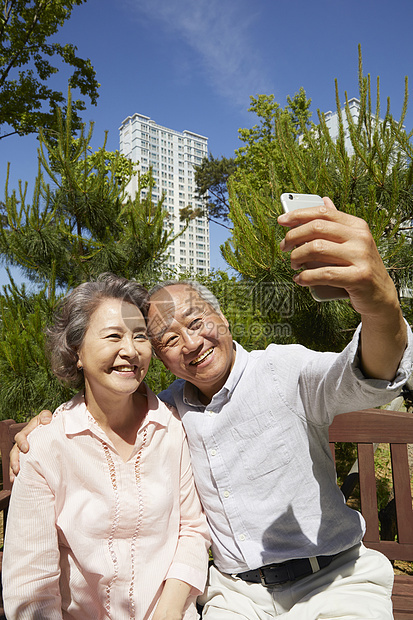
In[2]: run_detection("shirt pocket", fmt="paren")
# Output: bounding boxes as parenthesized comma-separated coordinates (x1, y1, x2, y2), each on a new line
(230, 412, 292, 480)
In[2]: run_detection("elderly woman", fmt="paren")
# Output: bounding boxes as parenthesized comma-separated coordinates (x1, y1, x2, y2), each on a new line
(3, 274, 210, 620)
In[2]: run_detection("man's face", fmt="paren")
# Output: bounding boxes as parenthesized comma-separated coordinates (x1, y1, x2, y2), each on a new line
(148, 284, 235, 402)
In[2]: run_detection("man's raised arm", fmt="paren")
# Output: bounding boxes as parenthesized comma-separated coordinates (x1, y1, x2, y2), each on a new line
(278, 197, 408, 382)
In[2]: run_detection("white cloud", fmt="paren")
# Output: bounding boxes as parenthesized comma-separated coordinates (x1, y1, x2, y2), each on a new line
(126, 0, 272, 108)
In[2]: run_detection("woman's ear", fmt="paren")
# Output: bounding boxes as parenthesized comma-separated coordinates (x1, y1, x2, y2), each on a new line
(76, 353, 83, 370)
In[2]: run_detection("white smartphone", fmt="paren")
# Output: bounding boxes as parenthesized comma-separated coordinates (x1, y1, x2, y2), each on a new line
(280, 193, 349, 302)
(280, 193, 324, 212)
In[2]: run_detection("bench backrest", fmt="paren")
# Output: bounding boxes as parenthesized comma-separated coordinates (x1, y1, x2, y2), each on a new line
(329, 408, 413, 562)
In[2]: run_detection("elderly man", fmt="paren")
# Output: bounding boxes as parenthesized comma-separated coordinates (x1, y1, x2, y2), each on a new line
(13, 199, 412, 619)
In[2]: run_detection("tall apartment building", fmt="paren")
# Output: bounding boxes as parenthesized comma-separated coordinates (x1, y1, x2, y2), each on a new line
(119, 113, 210, 274)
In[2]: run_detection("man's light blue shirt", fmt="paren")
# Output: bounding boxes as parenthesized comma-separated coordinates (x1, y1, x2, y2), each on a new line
(159, 325, 413, 574)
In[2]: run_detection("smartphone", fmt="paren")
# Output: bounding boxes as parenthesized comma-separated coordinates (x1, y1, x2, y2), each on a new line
(280, 193, 349, 302)
(280, 193, 324, 212)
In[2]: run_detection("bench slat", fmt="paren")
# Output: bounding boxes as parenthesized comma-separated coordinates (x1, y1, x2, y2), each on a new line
(357, 443, 380, 542)
(391, 443, 413, 544)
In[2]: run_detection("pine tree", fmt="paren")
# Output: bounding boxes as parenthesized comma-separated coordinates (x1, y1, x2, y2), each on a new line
(193, 89, 311, 223)
(0, 95, 187, 420)
(221, 48, 413, 350)
(0, 272, 73, 421)
(0, 93, 181, 290)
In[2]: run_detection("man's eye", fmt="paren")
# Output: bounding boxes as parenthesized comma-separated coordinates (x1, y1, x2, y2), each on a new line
(107, 333, 121, 339)
(164, 335, 178, 347)
(189, 318, 202, 330)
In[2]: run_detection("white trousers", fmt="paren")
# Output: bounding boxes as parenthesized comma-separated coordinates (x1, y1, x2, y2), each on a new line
(199, 544, 394, 619)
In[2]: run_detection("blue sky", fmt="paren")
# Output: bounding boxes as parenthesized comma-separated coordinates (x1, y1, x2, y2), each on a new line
(1, 0, 413, 288)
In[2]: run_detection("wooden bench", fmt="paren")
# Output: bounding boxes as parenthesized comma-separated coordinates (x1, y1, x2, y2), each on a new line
(0, 411, 412, 618)
(329, 409, 413, 619)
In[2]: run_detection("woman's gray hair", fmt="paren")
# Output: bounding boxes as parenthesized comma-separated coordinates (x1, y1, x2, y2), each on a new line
(149, 279, 221, 313)
(47, 273, 149, 388)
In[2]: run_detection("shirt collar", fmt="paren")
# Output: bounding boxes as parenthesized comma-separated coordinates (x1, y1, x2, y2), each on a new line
(63, 384, 169, 436)
(223, 341, 249, 397)
(182, 381, 203, 407)
(182, 341, 249, 408)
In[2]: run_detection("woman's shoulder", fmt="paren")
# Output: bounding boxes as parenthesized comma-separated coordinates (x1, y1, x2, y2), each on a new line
(145, 384, 183, 429)
(27, 393, 84, 447)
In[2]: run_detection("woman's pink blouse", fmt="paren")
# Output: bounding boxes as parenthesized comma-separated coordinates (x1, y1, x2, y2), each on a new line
(3, 386, 210, 619)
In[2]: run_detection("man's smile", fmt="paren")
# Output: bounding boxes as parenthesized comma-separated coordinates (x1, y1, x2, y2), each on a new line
(189, 348, 214, 366)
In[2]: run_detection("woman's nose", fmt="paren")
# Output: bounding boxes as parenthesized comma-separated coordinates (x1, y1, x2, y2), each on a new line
(120, 336, 137, 356)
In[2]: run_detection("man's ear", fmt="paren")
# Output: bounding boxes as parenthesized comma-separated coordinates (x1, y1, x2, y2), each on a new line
(219, 311, 229, 329)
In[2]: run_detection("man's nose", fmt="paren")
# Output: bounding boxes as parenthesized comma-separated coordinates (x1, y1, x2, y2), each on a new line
(181, 328, 203, 351)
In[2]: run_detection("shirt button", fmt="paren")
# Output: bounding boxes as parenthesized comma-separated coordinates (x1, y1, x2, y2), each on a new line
(208, 410, 214, 416)
(223, 490, 230, 498)
(239, 534, 246, 541)
(210, 449, 217, 456)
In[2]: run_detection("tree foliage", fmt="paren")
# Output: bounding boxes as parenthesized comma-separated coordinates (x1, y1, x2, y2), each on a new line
(0, 274, 73, 421)
(0, 93, 181, 290)
(194, 154, 237, 222)
(0, 96, 188, 420)
(0, 0, 99, 138)
(194, 87, 312, 221)
(202, 48, 413, 349)
(235, 87, 312, 193)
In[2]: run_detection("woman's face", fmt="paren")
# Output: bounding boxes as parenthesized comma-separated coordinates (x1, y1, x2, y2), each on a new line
(77, 298, 152, 399)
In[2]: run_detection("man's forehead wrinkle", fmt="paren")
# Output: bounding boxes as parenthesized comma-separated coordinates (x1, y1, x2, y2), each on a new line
(147, 320, 166, 340)
(147, 285, 213, 340)
(181, 304, 203, 319)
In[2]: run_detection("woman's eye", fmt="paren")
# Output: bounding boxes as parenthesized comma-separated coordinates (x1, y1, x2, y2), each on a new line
(107, 333, 121, 339)
(134, 333, 148, 340)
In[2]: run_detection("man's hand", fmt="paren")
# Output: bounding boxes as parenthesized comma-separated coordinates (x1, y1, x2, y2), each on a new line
(10, 410, 53, 483)
(278, 197, 408, 381)
(278, 197, 396, 314)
